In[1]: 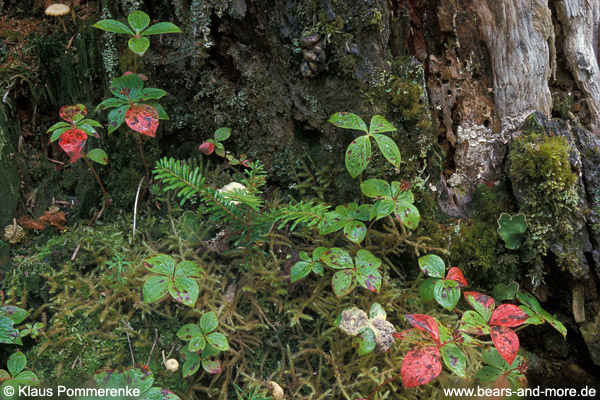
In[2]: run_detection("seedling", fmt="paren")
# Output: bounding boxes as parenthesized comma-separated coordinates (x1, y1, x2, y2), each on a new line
(93, 10, 181, 72)
(328, 113, 401, 178)
(142, 254, 204, 307)
(177, 311, 230, 377)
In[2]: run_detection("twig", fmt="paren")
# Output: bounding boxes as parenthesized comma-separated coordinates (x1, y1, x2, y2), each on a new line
(126, 332, 136, 366)
(133, 176, 145, 238)
(147, 328, 158, 366)
(71, 242, 81, 261)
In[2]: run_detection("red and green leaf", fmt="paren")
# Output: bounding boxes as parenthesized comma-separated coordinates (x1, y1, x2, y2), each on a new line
(125, 104, 159, 137)
(60, 104, 87, 123)
(446, 267, 467, 288)
(58, 128, 87, 164)
(490, 325, 520, 365)
(464, 291, 495, 322)
(489, 304, 528, 328)
(401, 346, 442, 387)
(404, 314, 439, 343)
(198, 142, 215, 155)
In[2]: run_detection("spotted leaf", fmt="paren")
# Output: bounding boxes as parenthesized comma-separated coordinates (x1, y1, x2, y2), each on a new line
(446, 267, 467, 288)
(490, 325, 520, 365)
(404, 314, 440, 343)
(489, 304, 528, 328)
(345, 135, 371, 178)
(125, 104, 159, 137)
(401, 346, 442, 387)
(433, 279, 460, 311)
(418, 254, 445, 278)
(170, 277, 199, 307)
(58, 128, 87, 164)
(59, 104, 87, 123)
(464, 291, 495, 322)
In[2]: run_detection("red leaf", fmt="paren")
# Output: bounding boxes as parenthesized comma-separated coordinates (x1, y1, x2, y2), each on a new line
(446, 267, 467, 288)
(489, 304, 528, 328)
(401, 346, 442, 388)
(199, 142, 215, 155)
(404, 314, 440, 343)
(58, 128, 87, 164)
(490, 325, 520, 365)
(125, 104, 159, 137)
(60, 104, 87, 123)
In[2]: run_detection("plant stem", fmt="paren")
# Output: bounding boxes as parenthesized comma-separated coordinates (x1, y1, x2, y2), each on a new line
(133, 54, 138, 74)
(83, 155, 110, 206)
(136, 133, 150, 182)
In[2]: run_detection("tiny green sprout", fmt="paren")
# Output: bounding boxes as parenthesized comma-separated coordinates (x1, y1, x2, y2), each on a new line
(93, 10, 181, 57)
(20, 323, 44, 339)
(105, 254, 132, 283)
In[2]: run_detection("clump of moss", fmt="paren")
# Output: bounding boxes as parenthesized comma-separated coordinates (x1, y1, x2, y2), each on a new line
(508, 113, 583, 282)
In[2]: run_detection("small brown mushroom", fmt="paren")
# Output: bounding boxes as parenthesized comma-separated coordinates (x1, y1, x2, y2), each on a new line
(45, 3, 70, 33)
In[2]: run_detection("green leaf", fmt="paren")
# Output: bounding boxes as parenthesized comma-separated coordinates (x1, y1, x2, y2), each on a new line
(7, 352, 26, 377)
(206, 332, 229, 351)
(0, 306, 29, 324)
(482, 348, 509, 370)
(0, 316, 20, 345)
(370, 199, 395, 220)
(328, 112, 368, 133)
(369, 115, 397, 134)
(460, 310, 490, 335)
(322, 248, 353, 269)
(200, 312, 219, 334)
(344, 221, 367, 243)
(419, 278, 437, 302)
(332, 269, 356, 297)
(77, 119, 104, 128)
(175, 260, 203, 278)
(93, 19, 134, 35)
(188, 335, 207, 352)
(214, 142, 225, 157)
(372, 133, 401, 169)
(170, 277, 199, 307)
(418, 254, 446, 278)
(441, 344, 466, 377)
(86, 148, 108, 165)
(107, 105, 129, 134)
(177, 324, 202, 340)
(50, 127, 69, 142)
(128, 11, 151, 32)
(141, 88, 168, 101)
(539, 310, 567, 338)
(145, 254, 175, 276)
(47, 121, 70, 132)
(181, 346, 201, 378)
(360, 179, 391, 198)
(128, 36, 150, 56)
(95, 97, 128, 112)
(142, 276, 172, 304)
(319, 212, 347, 235)
(311, 262, 324, 276)
(291, 261, 311, 282)
(433, 279, 460, 310)
(14, 371, 39, 386)
(142, 22, 182, 36)
(394, 203, 420, 230)
(214, 127, 231, 141)
(0, 369, 10, 381)
(356, 328, 376, 355)
(497, 213, 527, 250)
(200, 343, 221, 358)
(492, 282, 519, 302)
(515, 291, 542, 314)
(475, 366, 504, 384)
(147, 102, 169, 120)
(345, 135, 371, 178)
(110, 74, 144, 99)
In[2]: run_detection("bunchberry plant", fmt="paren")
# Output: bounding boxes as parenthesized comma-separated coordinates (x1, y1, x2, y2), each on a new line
(95, 73, 168, 179)
(0, 305, 28, 345)
(319, 203, 371, 244)
(198, 127, 251, 167)
(142, 254, 204, 307)
(177, 311, 230, 377)
(93, 10, 181, 71)
(360, 178, 420, 230)
(336, 303, 396, 356)
(418, 254, 467, 310)
(47, 104, 110, 209)
(92, 365, 180, 399)
(475, 348, 528, 390)
(20, 323, 44, 339)
(0, 352, 40, 393)
(328, 113, 401, 177)
(292, 247, 383, 296)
